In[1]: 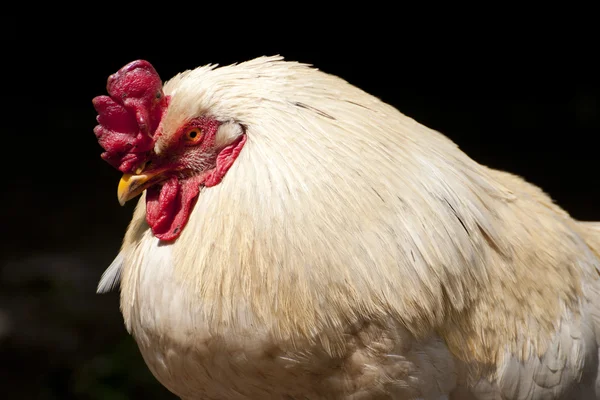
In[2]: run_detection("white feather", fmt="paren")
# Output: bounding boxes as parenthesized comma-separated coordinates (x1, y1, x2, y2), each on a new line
(97, 252, 124, 293)
(106, 56, 600, 399)
(214, 120, 244, 148)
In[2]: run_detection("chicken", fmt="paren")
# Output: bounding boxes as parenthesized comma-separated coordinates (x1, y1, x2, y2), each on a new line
(92, 56, 600, 400)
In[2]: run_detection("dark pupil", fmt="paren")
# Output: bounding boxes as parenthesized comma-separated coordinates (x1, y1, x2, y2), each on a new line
(189, 130, 197, 138)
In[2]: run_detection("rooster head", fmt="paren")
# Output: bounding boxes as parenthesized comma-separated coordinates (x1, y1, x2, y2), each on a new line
(92, 60, 247, 241)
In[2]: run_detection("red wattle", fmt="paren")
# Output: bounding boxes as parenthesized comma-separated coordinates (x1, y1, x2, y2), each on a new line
(145, 176, 202, 241)
(144, 134, 246, 241)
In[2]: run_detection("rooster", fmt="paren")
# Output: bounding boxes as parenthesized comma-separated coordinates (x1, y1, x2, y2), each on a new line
(93, 56, 600, 400)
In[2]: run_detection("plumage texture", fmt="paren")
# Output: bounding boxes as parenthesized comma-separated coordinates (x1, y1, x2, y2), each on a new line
(98, 56, 600, 399)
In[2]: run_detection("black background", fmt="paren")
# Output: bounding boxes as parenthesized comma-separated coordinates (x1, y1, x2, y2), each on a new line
(1, 11, 598, 399)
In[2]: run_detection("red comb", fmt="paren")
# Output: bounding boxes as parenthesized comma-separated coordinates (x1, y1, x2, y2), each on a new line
(92, 60, 169, 173)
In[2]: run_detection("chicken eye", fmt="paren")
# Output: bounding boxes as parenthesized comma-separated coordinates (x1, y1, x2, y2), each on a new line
(184, 128, 203, 144)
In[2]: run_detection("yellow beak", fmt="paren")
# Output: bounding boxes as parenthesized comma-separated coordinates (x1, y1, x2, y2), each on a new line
(117, 172, 162, 206)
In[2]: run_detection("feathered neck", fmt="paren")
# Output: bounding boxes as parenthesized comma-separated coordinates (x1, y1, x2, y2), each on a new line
(116, 56, 590, 366)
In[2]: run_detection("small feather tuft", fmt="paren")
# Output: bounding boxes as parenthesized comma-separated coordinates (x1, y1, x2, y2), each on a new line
(97, 252, 125, 293)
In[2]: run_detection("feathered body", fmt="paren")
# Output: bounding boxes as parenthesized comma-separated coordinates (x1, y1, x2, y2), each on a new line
(97, 57, 600, 399)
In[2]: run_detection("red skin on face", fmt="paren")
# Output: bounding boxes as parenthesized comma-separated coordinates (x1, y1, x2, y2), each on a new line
(145, 119, 247, 241)
(92, 60, 246, 241)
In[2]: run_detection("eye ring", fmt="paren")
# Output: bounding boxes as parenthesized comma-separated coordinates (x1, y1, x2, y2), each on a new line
(184, 128, 203, 143)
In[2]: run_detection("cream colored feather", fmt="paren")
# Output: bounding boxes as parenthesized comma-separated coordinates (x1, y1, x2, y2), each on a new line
(100, 56, 600, 399)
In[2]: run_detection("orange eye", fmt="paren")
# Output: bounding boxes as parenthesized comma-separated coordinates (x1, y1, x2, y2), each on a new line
(184, 128, 203, 143)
